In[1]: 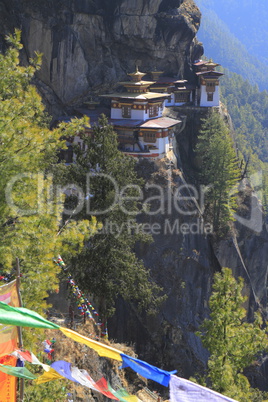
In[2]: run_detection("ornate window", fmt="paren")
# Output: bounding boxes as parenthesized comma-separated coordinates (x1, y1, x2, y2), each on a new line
(122, 106, 131, 118)
(175, 92, 190, 103)
(207, 93, 214, 102)
(149, 105, 158, 117)
(143, 131, 157, 143)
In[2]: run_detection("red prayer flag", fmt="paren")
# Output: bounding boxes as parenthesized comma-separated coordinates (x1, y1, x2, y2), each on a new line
(94, 377, 119, 400)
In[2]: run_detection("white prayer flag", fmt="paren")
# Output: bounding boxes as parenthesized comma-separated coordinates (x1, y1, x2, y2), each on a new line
(170, 375, 238, 402)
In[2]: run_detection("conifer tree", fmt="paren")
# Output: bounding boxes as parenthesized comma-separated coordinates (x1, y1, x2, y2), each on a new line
(197, 268, 268, 401)
(195, 110, 240, 234)
(0, 30, 98, 317)
(60, 115, 164, 317)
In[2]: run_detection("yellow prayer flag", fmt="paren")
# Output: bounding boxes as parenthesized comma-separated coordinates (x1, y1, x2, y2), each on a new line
(60, 327, 122, 361)
(123, 396, 139, 402)
(34, 368, 64, 384)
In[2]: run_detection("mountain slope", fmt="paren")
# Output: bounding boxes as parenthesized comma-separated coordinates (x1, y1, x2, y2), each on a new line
(197, 0, 268, 65)
(195, 1, 268, 90)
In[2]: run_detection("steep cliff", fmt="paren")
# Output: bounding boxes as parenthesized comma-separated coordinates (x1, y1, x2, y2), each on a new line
(108, 110, 268, 387)
(0, 0, 202, 115)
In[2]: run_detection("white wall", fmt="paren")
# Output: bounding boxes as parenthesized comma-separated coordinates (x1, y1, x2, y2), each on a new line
(111, 108, 123, 119)
(111, 106, 163, 120)
(165, 94, 175, 107)
(111, 107, 149, 121)
(200, 85, 220, 107)
(131, 109, 147, 121)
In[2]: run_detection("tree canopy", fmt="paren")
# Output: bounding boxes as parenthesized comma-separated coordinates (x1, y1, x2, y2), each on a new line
(0, 30, 98, 318)
(219, 70, 268, 214)
(195, 110, 240, 234)
(197, 268, 268, 401)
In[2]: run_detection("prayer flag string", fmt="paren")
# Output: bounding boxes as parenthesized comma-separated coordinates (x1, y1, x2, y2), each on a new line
(53, 255, 108, 338)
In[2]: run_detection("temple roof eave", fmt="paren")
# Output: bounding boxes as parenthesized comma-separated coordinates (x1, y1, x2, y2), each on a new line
(118, 80, 155, 86)
(195, 71, 224, 77)
(110, 116, 182, 129)
(147, 78, 188, 85)
(139, 116, 181, 129)
(100, 92, 169, 100)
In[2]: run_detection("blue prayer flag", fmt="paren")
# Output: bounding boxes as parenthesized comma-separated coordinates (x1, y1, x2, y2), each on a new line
(51, 360, 79, 383)
(120, 354, 177, 387)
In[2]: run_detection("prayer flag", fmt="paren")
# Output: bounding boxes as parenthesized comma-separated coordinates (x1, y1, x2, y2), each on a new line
(71, 367, 99, 391)
(0, 355, 17, 402)
(169, 375, 238, 401)
(51, 360, 79, 383)
(0, 280, 20, 356)
(108, 383, 139, 402)
(35, 368, 64, 384)
(0, 302, 60, 329)
(60, 327, 122, 361)
(93, 376, 119, 400)
(120, 354, 177, 387)
(0, 364, 37, 380)
(11, 349, 50, 371)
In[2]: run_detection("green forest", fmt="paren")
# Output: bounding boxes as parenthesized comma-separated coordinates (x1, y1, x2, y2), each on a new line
(196, 0, 268, 91)
(196, 0, 268, 66)
(219, 69, 268, 213)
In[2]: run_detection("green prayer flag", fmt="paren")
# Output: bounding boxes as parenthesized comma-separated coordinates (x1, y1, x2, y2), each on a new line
(108, 383, 138, 402)
(0, 364, 38, 380)
(0, 302, 60, 329)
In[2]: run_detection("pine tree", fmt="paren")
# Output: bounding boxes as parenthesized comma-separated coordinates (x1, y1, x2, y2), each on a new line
(197, 268, 268, 401)
(60, 115, 164, 317)
(195, 110, 240, 234)
(0, 31, 98, 317)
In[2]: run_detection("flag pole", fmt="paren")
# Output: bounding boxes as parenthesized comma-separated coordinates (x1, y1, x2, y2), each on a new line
(16, 257, 24, 402)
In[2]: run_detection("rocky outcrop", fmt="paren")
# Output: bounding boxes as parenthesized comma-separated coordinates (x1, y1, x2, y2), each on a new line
(108, 110, 268, 384)
(0, 0, 202, 115)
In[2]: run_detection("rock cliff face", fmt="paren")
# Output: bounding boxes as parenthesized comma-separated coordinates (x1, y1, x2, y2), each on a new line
(0, 0, 202, 115)
(109, 110, 268, 386)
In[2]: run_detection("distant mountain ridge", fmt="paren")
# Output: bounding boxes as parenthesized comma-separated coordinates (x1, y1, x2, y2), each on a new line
(195, 0, 268, 91)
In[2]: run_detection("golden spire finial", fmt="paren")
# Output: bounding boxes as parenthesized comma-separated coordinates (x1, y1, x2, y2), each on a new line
(128, 66, 146, 82)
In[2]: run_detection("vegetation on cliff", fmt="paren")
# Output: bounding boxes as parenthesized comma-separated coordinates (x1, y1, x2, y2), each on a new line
(195, 110, 240, 234)
(196, 268, 268, 401)
(58, 114, 165, 318)
(0, 30, 99, 315)
(220, 70, 268, 214)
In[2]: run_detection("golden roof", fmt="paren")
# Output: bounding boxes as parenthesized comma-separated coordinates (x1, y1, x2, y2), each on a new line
(127, 66, 147, 82)
(205, 59, 220, 68)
